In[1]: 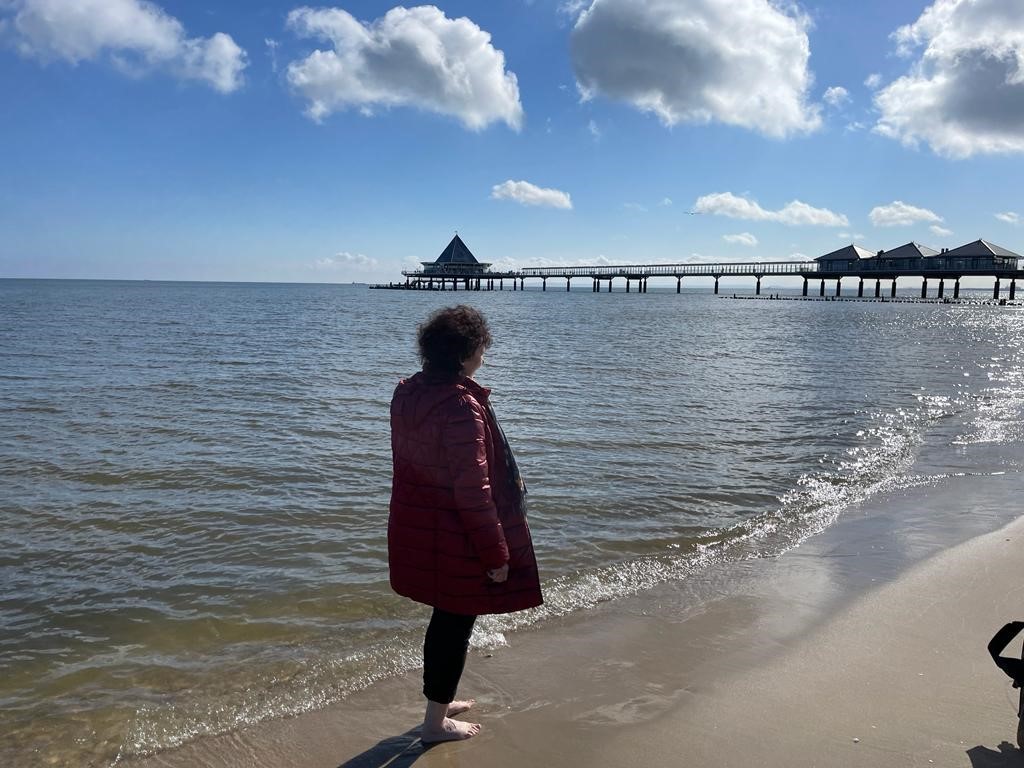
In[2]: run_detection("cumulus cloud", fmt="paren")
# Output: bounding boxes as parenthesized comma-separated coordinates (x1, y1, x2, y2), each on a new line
(930, 225, 953, 236)
(823, 86, 850, 107)
(491, 180, 573, 209)
(569, 0, 821, 138)
(869, 200, 943, 227)
(995, 211, 1020, 224)
(694, 192, 849, 227)
(4, 0, 247, 92)
(314, 252, 379, 270)
(723, 232, 758, 246)
(874, 0, 1024, 157)
(864, 73, 882, 89)
(285, 5, 522, 130)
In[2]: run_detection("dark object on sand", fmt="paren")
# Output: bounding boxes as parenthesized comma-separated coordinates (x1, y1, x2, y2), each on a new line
(987, 621, 1024, 749)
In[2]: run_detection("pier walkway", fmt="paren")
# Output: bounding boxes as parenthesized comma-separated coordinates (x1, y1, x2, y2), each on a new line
(375, 260, 1024, 300)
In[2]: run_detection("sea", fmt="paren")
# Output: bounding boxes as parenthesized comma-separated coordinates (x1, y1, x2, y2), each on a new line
(2, 279, 1023, 767)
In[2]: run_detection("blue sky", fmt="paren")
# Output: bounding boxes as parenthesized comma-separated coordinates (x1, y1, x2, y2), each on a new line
(1, 0, 1023, 283)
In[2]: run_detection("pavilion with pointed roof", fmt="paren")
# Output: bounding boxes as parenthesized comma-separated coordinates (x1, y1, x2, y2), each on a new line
(421, 234, 491, 275)
(815, 244, 876, 272)
(939, 239, 1021, 270)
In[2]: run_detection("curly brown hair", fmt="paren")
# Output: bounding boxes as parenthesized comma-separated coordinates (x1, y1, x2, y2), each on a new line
(417, 305, 493, 379)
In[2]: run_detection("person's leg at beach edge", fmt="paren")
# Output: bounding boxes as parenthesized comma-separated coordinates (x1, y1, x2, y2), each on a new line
(421, 607, 480, 743)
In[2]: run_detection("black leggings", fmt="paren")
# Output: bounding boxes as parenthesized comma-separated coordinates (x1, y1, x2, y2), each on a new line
(423, 607, 477, 704)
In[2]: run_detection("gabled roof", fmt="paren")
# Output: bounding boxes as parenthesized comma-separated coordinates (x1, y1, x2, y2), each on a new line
(941, 239, 1022, 259)
(816, 244, 876, 262)
(878, 242, 939, 259)
(431, 234, 480, 265)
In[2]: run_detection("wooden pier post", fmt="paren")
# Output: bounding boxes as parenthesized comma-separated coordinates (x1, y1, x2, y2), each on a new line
(714, 277, 720, 295)
(938, 279, 944, 299)
(954, 278, 960, 299)
(677, 277, 681, 294)
(756, 277, 762, 295)
(625, 279, 630, 293)
(875, 279, 881, 298)
(566, 277, 571, 292)
(858, 279, 864, 298)
(643, 278, 648, 294)
(891, 278, 897, 298)
(1011, 279, 1017, 300)
(921, 278, 928, 299)
(802, 278, 808, 296)
(520, 278, 525, 291)
(836, 278, 842, 297)
(994, 278, 1001, 299)
(819, 279, 825, 297)
(542, 278, 547, 292)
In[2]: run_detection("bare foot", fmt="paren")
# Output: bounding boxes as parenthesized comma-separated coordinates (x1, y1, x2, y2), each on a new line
(421, 717, 481, 744)
(447, 699, 475, 717)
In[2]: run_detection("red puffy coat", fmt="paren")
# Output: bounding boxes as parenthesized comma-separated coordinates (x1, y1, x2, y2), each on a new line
(388, 372, 543, 616)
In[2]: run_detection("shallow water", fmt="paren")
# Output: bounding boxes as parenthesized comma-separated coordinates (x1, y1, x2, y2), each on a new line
(1, 280, 1022, 766)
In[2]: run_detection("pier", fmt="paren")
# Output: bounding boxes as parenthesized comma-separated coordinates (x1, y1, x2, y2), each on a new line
(371, 237, 1024, 300)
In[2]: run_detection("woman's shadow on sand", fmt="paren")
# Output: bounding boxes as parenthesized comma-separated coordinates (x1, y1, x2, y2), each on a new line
(966, 741, 1023, 767)
(335, 728, 438, 768)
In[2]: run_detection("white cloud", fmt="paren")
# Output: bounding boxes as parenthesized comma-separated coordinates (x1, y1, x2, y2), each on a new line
(569, 0, 821, 138)
(930, 225, 953, 236)
(723, 232, 758, 246)
(659, 197, 672, 207)
(491, 180, 573, 209)
(823, 86, 850, 107)
(869, 200, 943, 227)
(694, 191, 849, 227)
(837, 232, 850, 239)
(588, 119, 601, 140)
(874, 0, 1024, 157)
(265, 38, 279, 73)
(559, 0, 589, 19)
(864, 73, 882, 89)
(995, 211, 1020, 224)
(314, 251, 379, 270)
(285, 5, 522, 130)
(624, 202, 647, 212)
(5, 0, 247, 92)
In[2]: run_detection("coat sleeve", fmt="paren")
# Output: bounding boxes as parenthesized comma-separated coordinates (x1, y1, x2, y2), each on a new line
(442, 395, 510, 570)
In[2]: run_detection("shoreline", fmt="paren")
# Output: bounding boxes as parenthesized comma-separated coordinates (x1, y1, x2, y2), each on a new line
(124, 467, 1024, 768)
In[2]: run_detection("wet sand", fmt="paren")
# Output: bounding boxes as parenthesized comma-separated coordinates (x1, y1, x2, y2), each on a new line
(129, 473, 1024, 768)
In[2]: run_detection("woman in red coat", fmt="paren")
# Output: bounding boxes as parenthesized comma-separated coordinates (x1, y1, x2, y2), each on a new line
(389, 305, 543, 743)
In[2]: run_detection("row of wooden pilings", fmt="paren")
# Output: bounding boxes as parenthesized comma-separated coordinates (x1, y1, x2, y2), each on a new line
(405, 275, 1017, 299)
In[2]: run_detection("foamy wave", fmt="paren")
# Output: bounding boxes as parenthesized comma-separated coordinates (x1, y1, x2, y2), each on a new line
(477, 394, 960, 644)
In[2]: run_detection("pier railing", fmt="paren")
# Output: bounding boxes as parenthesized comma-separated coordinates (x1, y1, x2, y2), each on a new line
(517, 261, 819, 277)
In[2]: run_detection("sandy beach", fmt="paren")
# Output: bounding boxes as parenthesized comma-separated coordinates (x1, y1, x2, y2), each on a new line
(126, 468, 1024, 768)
